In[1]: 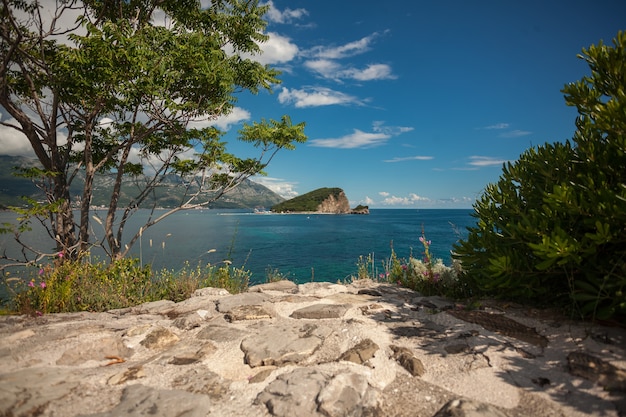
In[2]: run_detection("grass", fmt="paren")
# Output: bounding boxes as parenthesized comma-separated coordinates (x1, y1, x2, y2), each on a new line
(1, 256, 251, 315)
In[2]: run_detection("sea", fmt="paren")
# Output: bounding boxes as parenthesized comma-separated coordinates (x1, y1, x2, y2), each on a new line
(0, 209, 476, 285)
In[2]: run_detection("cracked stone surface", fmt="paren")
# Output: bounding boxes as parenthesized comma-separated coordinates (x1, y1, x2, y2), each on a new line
(1, 280, 625, 417)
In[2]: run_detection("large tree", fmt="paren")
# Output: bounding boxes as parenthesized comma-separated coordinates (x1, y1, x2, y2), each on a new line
(0, 0, 306, 263)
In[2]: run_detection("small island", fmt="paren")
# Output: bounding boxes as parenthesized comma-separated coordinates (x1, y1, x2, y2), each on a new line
(271, 187, 369, 214)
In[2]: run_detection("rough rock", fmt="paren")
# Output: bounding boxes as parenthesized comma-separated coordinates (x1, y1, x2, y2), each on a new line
(339, 338, 379, 364)
(390, 345, 426, 376)
(256, 368, 380, 417)
(140, 326, 180, 349)
(1, 280, 625, 417)
(433, 398, 510, 417)
(317, 190, 350, 214)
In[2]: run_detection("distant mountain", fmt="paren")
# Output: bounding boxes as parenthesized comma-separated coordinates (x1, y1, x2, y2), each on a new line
(0, 155, 284, 209)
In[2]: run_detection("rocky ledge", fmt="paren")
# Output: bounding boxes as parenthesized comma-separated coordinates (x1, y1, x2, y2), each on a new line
(1, 280, 625, 417)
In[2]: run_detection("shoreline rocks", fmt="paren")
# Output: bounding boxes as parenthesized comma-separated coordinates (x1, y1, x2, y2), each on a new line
(1, 280, 625, 417)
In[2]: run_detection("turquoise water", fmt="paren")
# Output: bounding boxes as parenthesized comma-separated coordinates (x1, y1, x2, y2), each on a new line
(0, 209, 475, 284)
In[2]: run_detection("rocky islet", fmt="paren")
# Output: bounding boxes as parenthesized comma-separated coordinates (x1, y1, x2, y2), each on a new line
(0, 279, 625, 416)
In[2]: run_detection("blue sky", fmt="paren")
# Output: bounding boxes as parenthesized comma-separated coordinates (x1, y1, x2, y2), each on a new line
(1, 1, 625, 209)
(230, 0, 626, 208)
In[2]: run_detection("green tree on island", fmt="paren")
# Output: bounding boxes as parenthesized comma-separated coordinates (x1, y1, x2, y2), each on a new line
(0, 0, 307, 263)
(454, 31, 626, 320)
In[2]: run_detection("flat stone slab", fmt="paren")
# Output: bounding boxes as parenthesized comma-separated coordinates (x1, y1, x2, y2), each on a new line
(225, 304, 273, 322)
(79, 384, 212, 417)
(249, 280, 299, 293)
(290, 303, 349, 319)
(241, 322, 332, 367)
(216, 292, 272, 313)
(196, 325, 248, 343)
(0, 367, 81, 416)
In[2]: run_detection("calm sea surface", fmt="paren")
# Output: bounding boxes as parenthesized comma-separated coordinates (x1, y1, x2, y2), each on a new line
(0, 209, 475, 285)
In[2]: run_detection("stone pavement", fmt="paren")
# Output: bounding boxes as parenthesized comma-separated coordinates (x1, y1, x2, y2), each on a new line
(0, 279, 625, 417)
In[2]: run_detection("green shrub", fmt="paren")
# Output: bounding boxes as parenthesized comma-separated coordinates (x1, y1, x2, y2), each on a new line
(454, 31, 626, 320)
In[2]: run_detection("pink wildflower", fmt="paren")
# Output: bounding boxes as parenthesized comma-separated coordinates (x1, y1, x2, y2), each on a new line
(58, 252, 64, 258)
(38, 269, 44, 276)
(40, 281, 46, 289)
(28, 281, 35, 287)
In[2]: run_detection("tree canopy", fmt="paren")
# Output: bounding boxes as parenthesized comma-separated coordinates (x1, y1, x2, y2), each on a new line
(0, 0, 306, 264)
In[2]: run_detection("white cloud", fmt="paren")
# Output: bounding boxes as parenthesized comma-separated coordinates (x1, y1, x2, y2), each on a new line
(304, 59, 342, 77)
(187, 107, 251, 131)
(380, 193, 430, 206)
(301, 32, 394, 82)
(384, 155, 433, 163)
(378, 191, 390, 197)
(309, 129, 390, 149)
(278, 87, 361, 108)
(468, 156, 508, 167)
(343, 64, 396, 81)
(251, 176, 299, 199)
(305, 60, 395, 81)
(263, 1, 308, 24)
(0, 117, 34, 157)
(255, 32, 299, 65)
(500, 129, 532, 138)
(363, 196, 375, 206)
(309, 122, 412, 149)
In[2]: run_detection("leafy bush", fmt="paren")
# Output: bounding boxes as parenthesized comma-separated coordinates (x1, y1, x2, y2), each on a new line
(454, 31, 626, 320)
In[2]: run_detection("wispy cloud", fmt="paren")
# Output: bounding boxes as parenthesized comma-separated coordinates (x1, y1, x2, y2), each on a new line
(278, 86, 362, 108)
(372, 121, 413, 135)
(480, 123, 532, 138)
(306, 32, 383, 59)
(384, 155, 433, 163)
(499, 129, 532, 138)
(301, 32, 395, 82)
(309, 122, 412, 149)
(263, 1, 308, 24)
(468, 156, 509, 167)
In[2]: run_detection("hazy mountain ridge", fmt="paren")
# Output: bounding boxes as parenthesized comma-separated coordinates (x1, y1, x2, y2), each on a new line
(0, 155, 284, 209)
